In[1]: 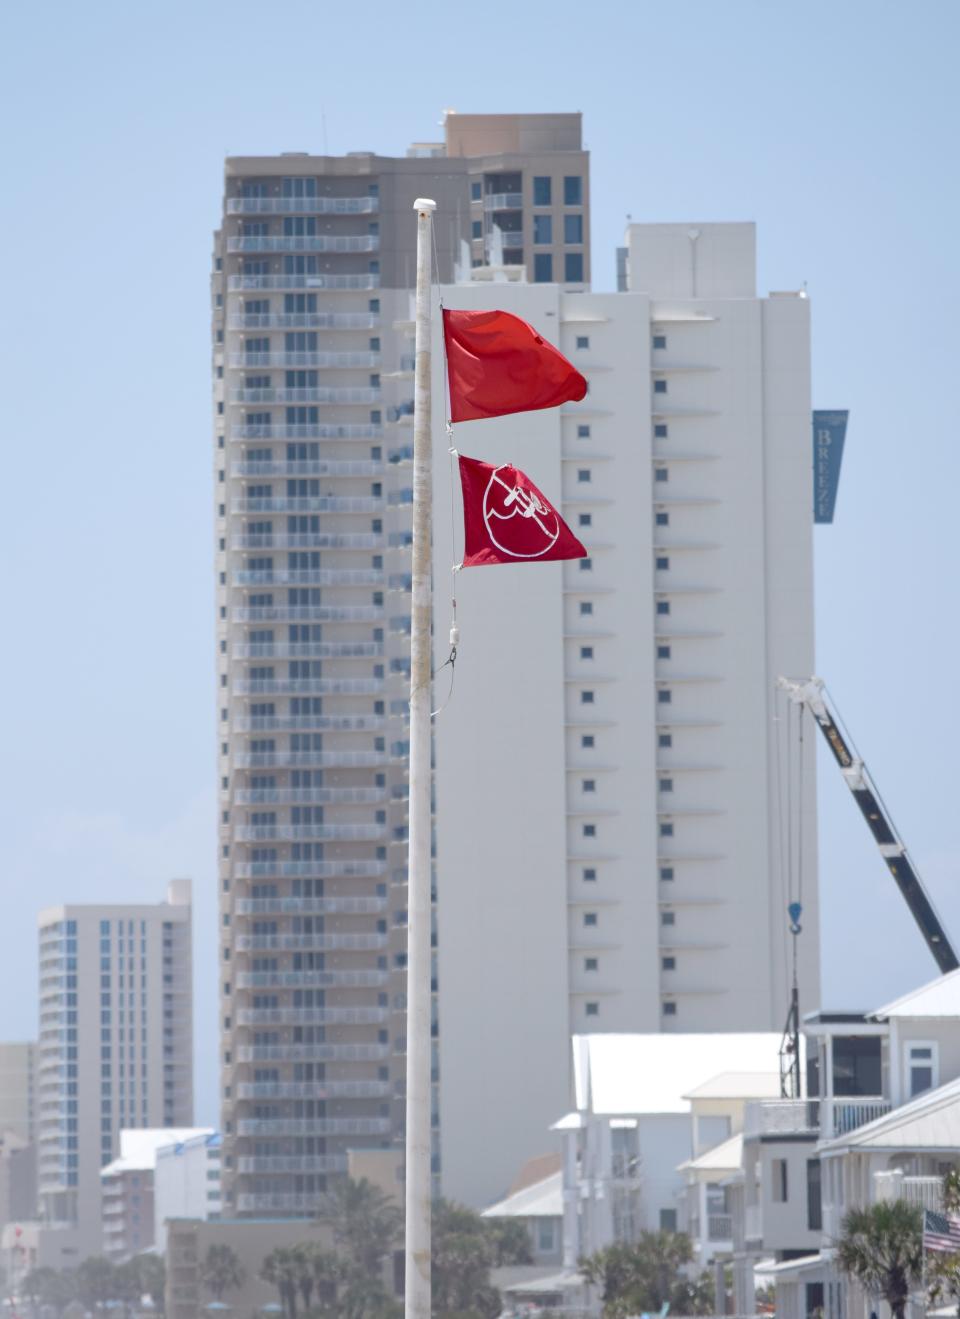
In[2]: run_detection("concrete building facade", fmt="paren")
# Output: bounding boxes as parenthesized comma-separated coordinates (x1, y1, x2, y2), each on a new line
(430, 224, 819, 1205)
(212, 114, 591, 1219)
(36, 881, 193, 1255)
(154, 1130, 221, 1254)
(0, 1043, 37, 1145)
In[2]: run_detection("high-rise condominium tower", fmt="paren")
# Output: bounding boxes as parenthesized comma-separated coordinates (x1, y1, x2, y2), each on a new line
(212, 114, 590, 1217)
(36, 881, 193, 1254)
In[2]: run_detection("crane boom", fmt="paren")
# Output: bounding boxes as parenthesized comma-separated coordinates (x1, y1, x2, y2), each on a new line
(778, 677, 958, 975)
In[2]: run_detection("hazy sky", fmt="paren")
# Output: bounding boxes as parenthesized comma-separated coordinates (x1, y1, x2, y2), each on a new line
(1, 0, 958, 1127)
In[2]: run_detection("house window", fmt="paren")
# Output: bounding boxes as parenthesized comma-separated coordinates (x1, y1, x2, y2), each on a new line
(658, 690, 672, 704)
(471, 182, 482, 201)
(533, 176, 552, 206)
(565, 253, 584, 282)
(653, 334, 667, 350)
(563, 176, 583, 205)
(537, 1218, 556, 1252)
(576, 335, 590, 349)
(577, 424, 591, 438)
(656, 556, 670, 570)
(655, 423, 669, 438)
(906, 1042, 938, 1097)
(471, 221, 482, 239)
(772, 1159, 789, 1202)
(660, 823, 674, 838)
(654, 379, 668, 394)
(659, 735, 673, 750)
(581, 734, 595, 748)
(579, 513, 592, 527)
(660, 1208, 677, 1230)
(662, 956, 676, 971)
(584, 913, 598, 926)
(657, 601, 670, 615)
(583, 868, 597, 881)
(583, 780, 596, 793)
(534, 254, 553, 283)
(657, 645, 671, 659)
(580, 601, 593, 615)
(661, 911, 675, 927)
(583, 824, 596, 838)
(585, 1002, 599, 1017)
(565, 214, 584, 244)
(581, 691, 595, 704)
(659, 779, 673, 792)
(656, 511, 669, 526)
(534, 214, 553, 245)
(585, 957, 598, 972)
(580, 646, 594, 659)
(577, 469, 591, 483)
(660, 867, 675, 881)
(579, 558, 592, 572)
(655, 468, 669, 483)
(662, 1002, 677, 1017)
(807, 1159, 822, 1231)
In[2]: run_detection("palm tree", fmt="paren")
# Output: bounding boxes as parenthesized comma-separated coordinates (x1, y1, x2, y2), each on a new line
(200, 1244, 246, 1305)
(76, 1257, 117, 1312)
(836, 1201, 923, 1319)
(291, 1243, 316, 1315)
(309, 1247, 346, 1316)
(259, 1247, 301, 1319)
(580, 1231, 698, 1319)
(322, 1177, 402, 1275)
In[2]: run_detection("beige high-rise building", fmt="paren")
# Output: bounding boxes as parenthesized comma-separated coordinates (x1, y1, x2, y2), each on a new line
(212, 113, 590, 1217)
(37, 881, 193, 1255)
(0, 1044, 36, 1145)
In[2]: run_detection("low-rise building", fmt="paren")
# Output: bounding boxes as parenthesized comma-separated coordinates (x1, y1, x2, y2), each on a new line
(154, 1132, 222, 1254)
(100, 1128, 214, 1260)
(483, 1165, 564, 1266)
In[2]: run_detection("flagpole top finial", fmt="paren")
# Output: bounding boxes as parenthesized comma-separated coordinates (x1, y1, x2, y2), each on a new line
(413, 198, 436, 213)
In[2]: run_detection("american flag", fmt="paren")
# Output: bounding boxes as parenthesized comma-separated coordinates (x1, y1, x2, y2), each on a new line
(923, 1209, 960, 1253)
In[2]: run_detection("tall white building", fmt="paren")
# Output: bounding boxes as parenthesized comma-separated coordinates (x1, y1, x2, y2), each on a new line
(36, 881, 193, 1255)
(431, 222, 820, 1206)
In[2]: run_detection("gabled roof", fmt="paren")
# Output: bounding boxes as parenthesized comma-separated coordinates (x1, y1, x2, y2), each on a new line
(100, 1127, 215, 1177)
(871, 967, 960, 1020)
(572, 1033, 782, 1116)
(678, 1133, 743, 1174)
(683, 1072, 781, 1101)
(819, 1075, 960, 1153)
(482, 1170, 563, 1220)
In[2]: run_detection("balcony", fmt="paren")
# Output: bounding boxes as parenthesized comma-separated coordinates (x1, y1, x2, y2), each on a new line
(229, 312, 379, 331)
(235, 970, 389, 991)
(235, 1006, 389, 1026)
(873, 1171, 943, 1211)
(233, 571, 383, 590)
(484, 192, 523, 210)
(232, 860, 388, 880)
(825, 1097, 890, 1138)
(229, 387, 380, 405)
(226, 196, 379, 216)
(233, 460, 382, 479)
(232, 536, 383, 554)
(707, 1214, 733, 1241)
(233, 715, 387, 734)
(234, 1078, 391, 1099)
(232, 423, 383, 441)
(237, 1117, 391, 1136)
(233, 824, 386, 844)
(228, 274, 379, 292)
(233, 605, 382, 623)
(234, 932, 387, 952)
(233, 677, 384, 696)
(236, 1041, 389, 1063)
(237, 1154, 349, 1174)
(233, 787, 386, 806)
(232, 642, 383, 660)
(743, 1095, 890, 1141)
(232, 751, 389, 770)
(233, 496, 382, 514)
(227, 235, 379, 253)
(234, 895, 385, 916)
(230, 352, 380, 370)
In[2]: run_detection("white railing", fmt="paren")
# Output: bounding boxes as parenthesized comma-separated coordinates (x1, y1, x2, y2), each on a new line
(229, 352, 380, 368)
(236, 1155, 349, 1174)
(232, 423, 383, 440)
(232, 537, 382, 553)
(230, 387, 380, 404)
(235, 1079, 390, 1099)
(234, 970, 388, 991)
(229, 312, 379, 330)
(234, 933, 387, 952)
(228, 274, 379, 291)
(233, 571, 383, 589)
(236, 1117, 390, 1136)
(484, 192, 523, 209)
(236, 1006, 388, 1026)
(227, 196, 379, 215)
(227, 235, 379, 253)
(232, 860, 387, 879)
(234, 496, 382, 513)
(743, 1098, 819, 1138)
(232, 751, 389, 770)
(233, 715, 386, 733)
(824, 1097, 890, 1138)
(708, 1213, 733, 1240)
(233, 787, 386, 805)
(236, 1042, 390, 1062)
(874, 1171, 943, 1211)
(233, 896, 386, 915)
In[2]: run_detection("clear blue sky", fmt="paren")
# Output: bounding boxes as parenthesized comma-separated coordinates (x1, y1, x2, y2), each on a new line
(2, 0, 958, 1127)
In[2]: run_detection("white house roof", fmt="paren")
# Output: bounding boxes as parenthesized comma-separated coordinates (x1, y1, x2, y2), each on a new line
(482, 1170, 563, 1220)
(572, 1033, 782, 1116)
(679, 1133, 743, 1174)
(683, 1071, 781, 1101)
(100, 1127, 214, 1177)
(871, 967, 960, 1020)
(819, 1075, 960, 1153)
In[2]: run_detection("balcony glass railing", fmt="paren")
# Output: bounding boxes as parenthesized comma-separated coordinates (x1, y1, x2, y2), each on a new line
(232, 535, 383, 553)
(233, 678, 382, 697)
(232, 605, 383, 623)
(236, 1041, 390, 1062)
(227, 235, 379, 253)
(229, 312, 379, 330)
(233, 569, 382, 588)
(232, 978, 387, 1002)
(233, 823, 386, 843)
(232, 423, 383, 440)
(233, 895, 386, 915)
(230, 352, 380, 369)
(484, 192, 523, 210)
(232, 640, 383, 659)
(230, 387, 380, 405)
(237, 1116, 391, 1136)
(233, 460, 382, 479)
(235, 1006, 389, 1027)
(232, 750, 389, 770)
(232, 859, 388, 879)
(228, 274, 380, 292)
(236, 1155, 350, 1174)
(234, 496, 382, 514)
(232, 714, 387, 732)
(233, 787, 386, 805)
(226, 196, 379, 216)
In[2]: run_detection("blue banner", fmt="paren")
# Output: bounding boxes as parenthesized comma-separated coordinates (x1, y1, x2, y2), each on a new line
(813, 410, 848, 524)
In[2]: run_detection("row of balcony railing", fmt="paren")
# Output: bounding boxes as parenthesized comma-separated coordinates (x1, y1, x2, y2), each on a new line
(230, 387, 380, 405)
(233, 606, 383, 623)
(232, 751, 390, 770)
(233, 787, 386, 806)
(230, 352, 380, 369)
(231, 423, 383, 440)
(228, 274, 380, 292)
(235, 971, 390, 991)
(228, 313, 379, 330)
(233, 570, 383, 589)
(236, 1042, 389, 1062)
(235, 1079, 390, 1099)
(232, 860, 388, 880)
(233, 715, 389, 734)
(226, 196, 379, 216)
(234, 496, 383, 514)
(231, 642, 383, 660)
(235, 1007, 390, 1026)
(234, 933, 387, 952)
(227, 235, 379, 253)
(232, 536, 383, 553)
(236, 1117, 391, 1136)
(232, 824, 387, 843)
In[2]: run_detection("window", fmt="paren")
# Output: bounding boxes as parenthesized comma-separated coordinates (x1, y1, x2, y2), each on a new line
(471, 181, 481, 201)
(583, 780, 596, 793)
(653, 334, 667, 350)
(577, 424, 591, 438)
(659, 779, 674, 792)
(581, 691, 595, 704)
(585, 957, 598, 971)
(579, 558, 593, 572)
(658, 689, 672, 704)
(772, 1159, 789, 1203)
(564, 176, 583, 205)
(534, 214, 553, 245)
(582, 824, 596, 838)
(471, 221, 481, 239)
(585, 1002, 599, 1017)
(657, 601, 671, 615)
(662, 956, 676, 971)
(580, 601, 593, 615)
(658, 735, 673, 750)
(579, 513, 592, 527)
(565, 253, 584, 282)
(576, 335, 590, 350)
(655, 468, 669, 483)
(906, 1042, 938, 1097)
(580, 646, 594, 659)
(656, 511, 670, 526)
(533, 176, 552, 206)
(660, 1208, 677, 1231)
(657, 645, 671, 659)
(660, 867, 675, 881)
(537, 1218, 556, 1252)
(654, 379, 668, 394)
(807, 1159, 822, 1230)
(655, 423, 668, 438)
(583, 868, 597, 881)
(663, 1002, 677, 1017)
(534, 253, 553, 283)
(656, 556, 670, 570)
(581, 734, 595, 748)
(577, 469, 591, 483)
(660, 823, 674, 838)
(565, 213, 584, 244)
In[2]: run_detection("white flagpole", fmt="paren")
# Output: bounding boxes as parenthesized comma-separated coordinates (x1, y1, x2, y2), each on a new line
(405, 196, 436, 1319)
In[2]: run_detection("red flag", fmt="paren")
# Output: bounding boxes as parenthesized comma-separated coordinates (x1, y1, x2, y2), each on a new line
(458, 454, 587, 567)
(443, 308, 587, 423)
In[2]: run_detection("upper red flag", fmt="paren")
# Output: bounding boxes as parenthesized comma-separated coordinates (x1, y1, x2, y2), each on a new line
(443, 308, 587, 423)
(458, 454, 587, 567)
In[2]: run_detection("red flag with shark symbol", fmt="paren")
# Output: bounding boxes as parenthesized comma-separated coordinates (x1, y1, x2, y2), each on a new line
(458, 454, 587, 567)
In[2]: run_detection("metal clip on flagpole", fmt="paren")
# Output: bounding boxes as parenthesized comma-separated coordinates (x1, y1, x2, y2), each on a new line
(405, 197, 435, 1319)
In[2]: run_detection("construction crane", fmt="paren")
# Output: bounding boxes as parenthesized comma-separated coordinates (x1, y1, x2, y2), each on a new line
(778, 676, 958, 974)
